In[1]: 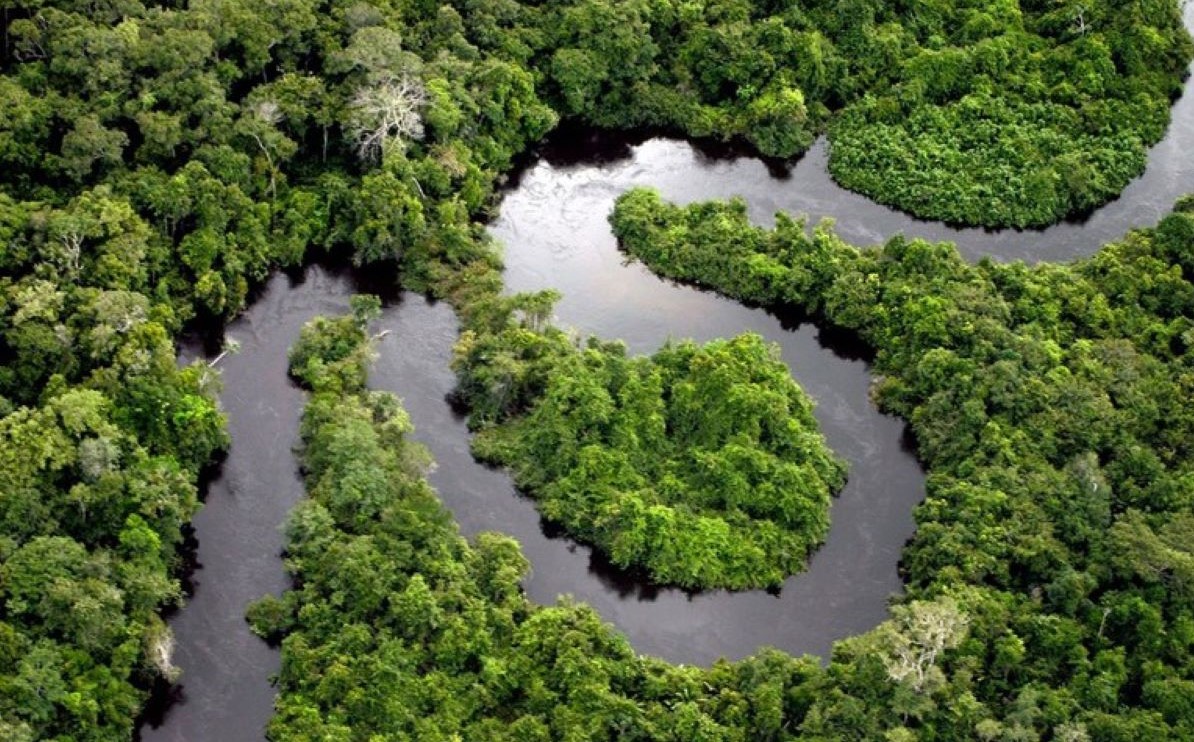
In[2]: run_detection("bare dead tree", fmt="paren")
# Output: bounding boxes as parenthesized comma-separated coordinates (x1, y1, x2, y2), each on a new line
(147, 623, 180, 682)
(57, 231, 83, 276)
(207, 337, 241, 369)
(1073, 4, 1088, 35)
(249, 100, 284, 200)
(349, 73, 427, 162)
(880, 598, 970, 693)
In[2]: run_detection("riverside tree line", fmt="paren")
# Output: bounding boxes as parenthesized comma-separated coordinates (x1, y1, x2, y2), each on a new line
(0, 0, 1191, 739)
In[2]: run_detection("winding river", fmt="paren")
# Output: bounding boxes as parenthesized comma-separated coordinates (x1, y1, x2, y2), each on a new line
(140, 7, 1194, 739)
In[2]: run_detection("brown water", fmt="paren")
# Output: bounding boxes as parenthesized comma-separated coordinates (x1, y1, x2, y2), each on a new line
(140, 7, 1194, 736)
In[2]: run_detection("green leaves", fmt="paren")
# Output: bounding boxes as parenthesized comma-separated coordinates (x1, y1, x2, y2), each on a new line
(471, 330, 846, 590)
(287, 307, 377, 394)
(0, 0, 1189, 737)
(609, 184, 1194, 738)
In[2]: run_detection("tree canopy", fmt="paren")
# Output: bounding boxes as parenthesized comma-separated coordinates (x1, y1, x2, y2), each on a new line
(257, 197, 1194, 741)
(609, 186, 1194, 740)
(0, 0, 1190, 738)
(469, 331, 846, 590)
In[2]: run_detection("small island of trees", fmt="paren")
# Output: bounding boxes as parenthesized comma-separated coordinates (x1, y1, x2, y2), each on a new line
(470, 331, 846, 590)
(0, 0, 1192, 738)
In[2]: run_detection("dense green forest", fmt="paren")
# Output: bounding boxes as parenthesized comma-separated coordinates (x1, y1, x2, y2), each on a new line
(826, 0, 1194, 226)
(246, 308, 951, 741)
(258, 191, 1194, 740)
(0, 0, 1191, 738)
(466, 331, 846, 590)
(610, 188, 1194, 739)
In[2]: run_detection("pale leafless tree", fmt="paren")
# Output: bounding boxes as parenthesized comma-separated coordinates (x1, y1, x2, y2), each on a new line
(207, 337, 241, 369)
(147, 623, 180, 682)
(880, 598, 970, 693)
(248, 100, 284, 199)
(56, 231, 83, 276)
(349, 73, 426, 162)
(253, 100, 283, 127)
(1073, 4, 1088, 35)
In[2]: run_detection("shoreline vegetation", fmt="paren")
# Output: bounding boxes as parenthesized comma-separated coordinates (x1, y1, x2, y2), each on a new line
(251, 168, 1194, 739)
(610, 187, 1194, 736)
(0, 0, 1191, 738)
(467, 331, 847, 591)
(246, 306, 933, 741)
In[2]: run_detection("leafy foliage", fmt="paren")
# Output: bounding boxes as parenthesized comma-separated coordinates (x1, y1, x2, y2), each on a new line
(0, 0, 1190, 737)
(252, 309, 951, 741)
(826, 0, 1194, 226)
(610, 187, 1194, 739)
(471, 332, 846, 589)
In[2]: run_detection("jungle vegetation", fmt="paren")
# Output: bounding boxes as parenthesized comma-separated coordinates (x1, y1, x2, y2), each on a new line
(247, 309, 930, 741)
(0, 0, 1190, 739)
(467, 331, 847, 590)
(610, 187, 1194, 740)
(825, 0, 1194, 227)
(259, 189, 1194, 741)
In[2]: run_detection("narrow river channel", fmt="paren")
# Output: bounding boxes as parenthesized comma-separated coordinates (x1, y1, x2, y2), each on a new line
(140, 7, 1194, 738)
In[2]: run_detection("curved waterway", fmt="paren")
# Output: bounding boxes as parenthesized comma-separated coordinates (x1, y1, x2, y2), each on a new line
(142, 266, 920, 742)
(141, 7, 1194, 736)
(513, 4, 1194, 265)
(140, 267, 373, 742)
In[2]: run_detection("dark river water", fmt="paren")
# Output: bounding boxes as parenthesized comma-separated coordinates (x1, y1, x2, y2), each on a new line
(140, 7, 1194, 738)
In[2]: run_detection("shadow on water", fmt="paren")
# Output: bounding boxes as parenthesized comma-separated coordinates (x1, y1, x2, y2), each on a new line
(139, 263, 402, 742)
(141, 5, 1194, 734)
(522, 2, 1194, 263)
(523, 121, 804, 180)
(481, 158, 927, 665)
(585, 547, 665, 602)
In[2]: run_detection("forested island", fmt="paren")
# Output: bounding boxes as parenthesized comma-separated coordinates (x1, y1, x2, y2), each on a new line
(0, 0, 1193, 739)
(466, 330, 847, 590)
